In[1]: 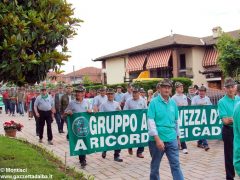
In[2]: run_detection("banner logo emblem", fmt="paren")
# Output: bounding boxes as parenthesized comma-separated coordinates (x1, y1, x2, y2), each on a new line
(72, 116, 89, 137)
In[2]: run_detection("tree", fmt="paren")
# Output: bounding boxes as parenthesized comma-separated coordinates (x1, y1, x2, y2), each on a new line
(82, 75, 93, 86)
(216, 33, 240, 80)
(0, 0, 82, 86)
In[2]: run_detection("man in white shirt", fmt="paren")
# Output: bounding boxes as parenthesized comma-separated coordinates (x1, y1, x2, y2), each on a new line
(140, 88, 147, 103)
(121, 83, 133, 108)
(114, 86, 124, 103)
(99, 88, 123, 162)
(124, 86, 147, 158)
(64, 85, 92, 167)
(171, 82, 188, 154)
(191, 85, 212, 151)
(93, 86, 107, 112)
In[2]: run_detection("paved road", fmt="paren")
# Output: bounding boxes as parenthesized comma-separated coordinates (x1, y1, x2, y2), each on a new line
(0, 113, 226, 180)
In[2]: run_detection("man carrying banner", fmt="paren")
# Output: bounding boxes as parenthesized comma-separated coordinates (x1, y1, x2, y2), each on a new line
(140, 88, 148, 104)
(218, 78, 239, 180)
(187, 85, 195, 105)
(114, 85, 124, 103)
(64, 85, 92, 167)
(147, 78, 184, 180)
(99, 88, 123, 162)
(124, 86, 148, 158)
(191, 85, 211, 151)
(93, 86, 107, 112)
(172, 82, 188, 154)
(121, 83, 133, 108)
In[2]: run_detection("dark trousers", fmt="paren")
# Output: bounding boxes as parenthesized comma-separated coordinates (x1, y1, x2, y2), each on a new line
(197, 139, 208, 146)
(79, 155, 86, 162)
(18, 102, 24, 115)
(181, 141, 187, 149)
(114, 150, 121, 158)
(102, 150, 121, 158)
(33, 114, 40, 135)
(3, 99, 10, 114)
(222, 125, 235, 180)
(55, 111, 64, 132)
(38, 110, 53, 141)
(64, 116, 69, 139)
(10, 101, 16, 114)
(129, 147, 144, 155)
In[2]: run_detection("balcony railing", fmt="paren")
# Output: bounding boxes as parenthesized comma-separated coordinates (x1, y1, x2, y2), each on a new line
(179, 68, 193, 78)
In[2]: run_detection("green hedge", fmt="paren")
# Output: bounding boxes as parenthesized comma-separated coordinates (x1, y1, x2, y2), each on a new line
(171, 77, 193, 93)
(85, 77, 192, 94)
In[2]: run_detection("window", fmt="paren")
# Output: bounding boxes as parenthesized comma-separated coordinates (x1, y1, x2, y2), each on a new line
(180, 54, 186, 70)
(129, 71, 140, 79)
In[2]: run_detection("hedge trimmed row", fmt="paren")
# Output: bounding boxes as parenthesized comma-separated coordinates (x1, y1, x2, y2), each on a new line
(84, 77, 192, 93)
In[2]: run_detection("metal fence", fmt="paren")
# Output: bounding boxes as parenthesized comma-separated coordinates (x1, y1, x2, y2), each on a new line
(207, 88, 225, 105)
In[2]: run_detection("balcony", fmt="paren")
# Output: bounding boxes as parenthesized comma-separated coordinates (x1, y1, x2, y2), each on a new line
(178, 67, 193, 78)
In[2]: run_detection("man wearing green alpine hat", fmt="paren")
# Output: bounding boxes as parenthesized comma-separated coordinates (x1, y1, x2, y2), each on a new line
(147, 78, 184, 180)
(233, 98, 240, 178)
(54, 83, 65, 133)
(218, 77, 240, 180)
(64, 85, 92, 167)
(99, 88, 123, 162)
(34, 85, 54, 145)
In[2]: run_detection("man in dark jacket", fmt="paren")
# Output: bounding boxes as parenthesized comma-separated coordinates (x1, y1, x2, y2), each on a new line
(61, 84, 74, 140)
(30, 90, 40, 136)
(54, 84, 65, 133)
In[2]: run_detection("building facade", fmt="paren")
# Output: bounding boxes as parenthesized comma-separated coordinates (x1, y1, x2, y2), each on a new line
(46, 67, 102, 85)
(64, 67, 102, 84)
(94, 27, 240, 89)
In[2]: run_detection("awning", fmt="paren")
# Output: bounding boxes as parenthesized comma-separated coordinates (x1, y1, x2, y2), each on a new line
(201, 66, 222, 74)
(146, 49, 172, 69)
(202, 48, 218, 67)
(126, 54, 147, 72)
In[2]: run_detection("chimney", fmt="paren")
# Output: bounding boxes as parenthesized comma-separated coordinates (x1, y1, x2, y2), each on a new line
(212, 26, 223, 38)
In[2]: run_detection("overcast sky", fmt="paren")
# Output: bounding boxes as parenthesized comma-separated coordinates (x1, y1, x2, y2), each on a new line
(62, 0, 240, 74)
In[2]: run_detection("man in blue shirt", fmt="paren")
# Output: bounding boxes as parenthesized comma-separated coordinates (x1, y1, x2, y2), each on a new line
(148, 79, 184, 180)
(124, 86, 147, 158)
(191, 85, 212, 151)
(100, 88, 123, 162)
(114, 86, 124, 103)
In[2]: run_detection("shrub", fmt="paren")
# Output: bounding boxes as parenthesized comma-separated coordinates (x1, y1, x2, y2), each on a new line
(171, 77, 192, 93)
(84, 77, 192, 94)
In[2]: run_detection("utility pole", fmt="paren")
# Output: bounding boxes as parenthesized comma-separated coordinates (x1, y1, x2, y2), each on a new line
(73, 65, 76, 85)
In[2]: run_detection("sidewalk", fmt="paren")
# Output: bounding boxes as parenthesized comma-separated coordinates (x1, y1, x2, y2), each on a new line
(0, 113, 226, 180)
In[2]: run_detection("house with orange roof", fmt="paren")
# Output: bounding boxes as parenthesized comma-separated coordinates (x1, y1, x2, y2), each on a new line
(94, 27, 240, 89)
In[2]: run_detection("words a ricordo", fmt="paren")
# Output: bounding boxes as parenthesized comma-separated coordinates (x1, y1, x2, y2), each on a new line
(74, 112, 149, 151)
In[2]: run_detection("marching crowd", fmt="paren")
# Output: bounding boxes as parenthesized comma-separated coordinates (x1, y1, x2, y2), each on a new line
(1, 77, 240, 180)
